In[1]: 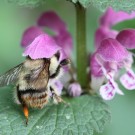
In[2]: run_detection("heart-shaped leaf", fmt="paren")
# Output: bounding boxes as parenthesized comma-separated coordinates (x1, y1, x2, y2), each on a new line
(0, 87, 111, 135)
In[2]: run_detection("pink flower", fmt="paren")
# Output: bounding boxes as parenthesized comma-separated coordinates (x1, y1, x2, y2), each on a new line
(68, 82, 82, 97)
(21, 11, 73, 57)
(90, 53, 103, 77)
(116, 29, 135, 90)
(37, 11, 73, 57)
(116, 29, 135, 50)
(100, 7, 135, 28)
(100, 75, 124, 100)
(21, 26, 44, 48)
(90, 7, 135, 100)
(120, 69, 135, 90)
(95, 26, 118, 49)
(96, 38, 128, 62)
(95, 7, 135, 49)
(53, 30, 73, 57)
(37, 11, 67, 34)
(91, 38, 129, 100)
(23, 34, 61, 59)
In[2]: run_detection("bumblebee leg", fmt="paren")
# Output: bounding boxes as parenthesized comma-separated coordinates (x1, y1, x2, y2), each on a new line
(23, 104, 29, 126)
(50, 87, 69, 106)
(53, 92, 64, 103)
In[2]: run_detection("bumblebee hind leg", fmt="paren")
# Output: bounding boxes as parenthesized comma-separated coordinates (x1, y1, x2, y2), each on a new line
(50, 86, 68, 105)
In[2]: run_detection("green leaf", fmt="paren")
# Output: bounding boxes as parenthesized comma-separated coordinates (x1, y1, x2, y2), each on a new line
(0, 87, 111, 135)
(7, 0, 135, 12)
(91, 0, 135, 12)
(71, 0, 135, 12)
(7, 0, 46, 7)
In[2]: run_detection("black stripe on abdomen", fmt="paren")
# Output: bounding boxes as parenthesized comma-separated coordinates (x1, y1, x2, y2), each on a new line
(17, 85, 22, 104)
(17, 85, 46, 103)
(18, 88, 46, 95)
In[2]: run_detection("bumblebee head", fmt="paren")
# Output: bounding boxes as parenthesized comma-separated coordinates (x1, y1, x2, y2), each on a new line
(49, 51, 70, 78)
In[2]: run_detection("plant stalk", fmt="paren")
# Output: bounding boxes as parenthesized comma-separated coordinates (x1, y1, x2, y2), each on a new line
(75, 3, 88, 90)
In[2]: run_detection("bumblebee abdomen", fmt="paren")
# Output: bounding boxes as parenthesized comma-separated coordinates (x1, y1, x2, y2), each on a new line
(16, 86, 50, 109)
(24, 93, 49, 108)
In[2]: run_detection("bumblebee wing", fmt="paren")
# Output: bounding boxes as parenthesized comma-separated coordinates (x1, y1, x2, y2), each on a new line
(43, 59, 50, 88)
(0, 63, 23, 87)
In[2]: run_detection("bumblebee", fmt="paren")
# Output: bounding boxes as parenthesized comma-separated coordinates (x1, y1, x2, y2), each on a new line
(0, 52, 70, 125)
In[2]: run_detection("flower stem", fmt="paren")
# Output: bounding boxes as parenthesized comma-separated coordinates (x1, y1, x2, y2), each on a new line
(75, 3, 88, 90)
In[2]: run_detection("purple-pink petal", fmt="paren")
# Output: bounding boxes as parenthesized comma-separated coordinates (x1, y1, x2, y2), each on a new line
(91, 75, 105, 90)
(68, 82, 82, 97)
(100, 78, 124, 100)
(96, 38, 129, 62)
(90, 53, 119, 77)
(21, 26, 44, 48)
(90, 53, 103, 77)
(37, 11, 66, 34)
(95, 26, 118, 49)
(23, 34, 61, 59)
(54, 80, 63, 95)
(53, 30, 73, 57)
(116, 29, 135, 49)
(100, 7, 135, 28)
(100, 81, 116, 100)
(120, 69, 135, 90)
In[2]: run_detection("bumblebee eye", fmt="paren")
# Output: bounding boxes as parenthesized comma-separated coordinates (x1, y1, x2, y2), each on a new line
(27, 56, 32, 60)
(60, 59, 70, 66)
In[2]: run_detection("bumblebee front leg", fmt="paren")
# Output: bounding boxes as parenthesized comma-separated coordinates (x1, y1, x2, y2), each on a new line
(22, 104, 29, 126)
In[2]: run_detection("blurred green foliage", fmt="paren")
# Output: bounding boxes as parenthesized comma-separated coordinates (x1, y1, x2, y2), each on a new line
(0, 0, 135, 135)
